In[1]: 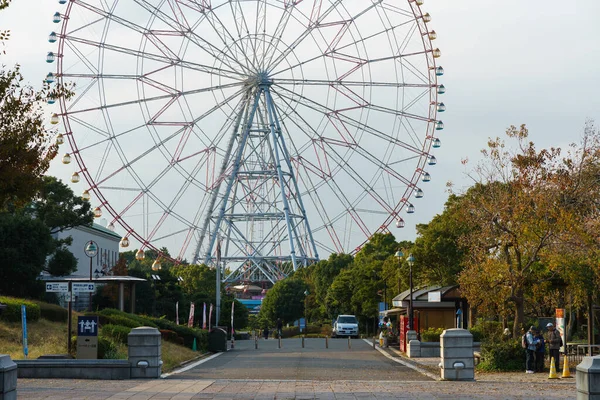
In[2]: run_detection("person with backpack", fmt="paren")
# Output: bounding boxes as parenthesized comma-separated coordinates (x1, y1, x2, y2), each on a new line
(522, 325, 539, 373)
(546, 323, 562, 372)
(535, 328, 546, 372)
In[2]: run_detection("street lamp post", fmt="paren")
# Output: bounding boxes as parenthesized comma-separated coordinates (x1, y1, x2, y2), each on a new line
(407, 254, 415, 330)
(395, 250, 416, 331)
(84, 240, 98, 312)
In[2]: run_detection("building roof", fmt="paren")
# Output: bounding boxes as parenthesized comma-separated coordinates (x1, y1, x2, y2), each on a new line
(40, 275, 146, 283)
(89, 223, 122, 240)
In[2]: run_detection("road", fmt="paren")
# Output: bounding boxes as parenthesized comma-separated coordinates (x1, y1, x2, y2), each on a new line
(166, 337, 431, 381)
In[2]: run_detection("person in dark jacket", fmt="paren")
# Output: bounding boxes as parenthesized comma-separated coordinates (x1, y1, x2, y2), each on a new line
(276, 318, 283, 338)
(535, 329, 546, 372)
(546, 323, 562, 372)
(263, 326, 269, 340)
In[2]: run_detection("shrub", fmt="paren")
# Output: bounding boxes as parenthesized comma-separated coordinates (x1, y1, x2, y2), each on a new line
(420, 327, 444, 342)
(98, 337, 119, 359)
(470, 320, 503, 343)
(149, 317, 207, 350)
(34, 301, 68, 322)
(96, 309, 157, 328)
(102, 324, 132, 344)
(160, 329, 182, 345)
(0, 296, 40, 322)
(477, 339, 524, 371)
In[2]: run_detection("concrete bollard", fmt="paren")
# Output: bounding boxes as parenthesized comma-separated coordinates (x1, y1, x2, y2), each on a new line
(302, 336, 305, 348)
(128, 327, 162, 379)
(577, 355, 600, 399)
(326, 336, 329, 349)
(255, 335, 258, 350)
(440, 329, 474, 381)
(278, 337, 282, 349)
(348, 336, 351, 349)
(0, 355, 17, 400)
(407, 339, 421, 358)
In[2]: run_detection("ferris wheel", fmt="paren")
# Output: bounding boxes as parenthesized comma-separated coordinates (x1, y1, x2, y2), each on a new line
(47, 0, 446, 284)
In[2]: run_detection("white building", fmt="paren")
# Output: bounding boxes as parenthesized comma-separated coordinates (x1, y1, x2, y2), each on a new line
(44, 222, 121, 310)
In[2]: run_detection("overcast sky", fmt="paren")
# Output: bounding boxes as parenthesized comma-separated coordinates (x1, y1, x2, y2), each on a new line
(2, 0, 599, 245)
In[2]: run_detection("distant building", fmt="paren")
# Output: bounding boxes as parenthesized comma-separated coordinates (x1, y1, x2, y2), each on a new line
(43, 222, 121, 311)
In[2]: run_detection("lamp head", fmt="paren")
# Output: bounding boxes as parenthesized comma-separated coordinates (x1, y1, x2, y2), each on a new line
(394, 250, 404, 259)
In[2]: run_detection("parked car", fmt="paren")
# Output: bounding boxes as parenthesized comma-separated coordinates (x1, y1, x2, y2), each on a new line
(332, 314, 359, 338)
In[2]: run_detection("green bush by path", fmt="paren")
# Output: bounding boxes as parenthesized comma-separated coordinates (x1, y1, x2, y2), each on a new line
(149, 317, 207, 350)
(101, 324, 132, 344)
(95, 309, 157, 328)
(477, 339, 524, 371)
(420, 327, 444, 342)
(0, 296, 40, 322)
(33, 301, 68, 322)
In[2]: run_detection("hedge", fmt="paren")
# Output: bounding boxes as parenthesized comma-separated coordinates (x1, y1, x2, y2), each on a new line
(420, 327, 444, 342)
(477, 339, 524, 371)
(102, 324, 132, 344)
(149, 317, 207, 350)
(33, 301, 68, 322)
(160, 329, 184, 345)
(0, 296, 40, 322)
(95, 309, 157, 328)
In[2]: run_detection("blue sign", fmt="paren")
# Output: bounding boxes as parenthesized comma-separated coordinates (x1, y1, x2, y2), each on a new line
(77, 316, 99, 337)
(21, 305, 28, 357)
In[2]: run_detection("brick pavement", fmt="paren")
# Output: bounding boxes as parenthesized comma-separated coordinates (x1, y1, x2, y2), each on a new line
(17, 377, 577, 399)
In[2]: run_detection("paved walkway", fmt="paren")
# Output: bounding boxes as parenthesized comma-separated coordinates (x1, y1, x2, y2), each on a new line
(14, 339, 579, 399)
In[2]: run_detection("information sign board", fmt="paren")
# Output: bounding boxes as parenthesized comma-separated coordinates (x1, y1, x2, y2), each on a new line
(45, 282, 69, 292)
(72, 282, 95, 292)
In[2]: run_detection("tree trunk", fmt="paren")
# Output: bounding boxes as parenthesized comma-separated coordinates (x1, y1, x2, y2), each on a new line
(588, 294, 594, 347)
(512, 291, 525, 337)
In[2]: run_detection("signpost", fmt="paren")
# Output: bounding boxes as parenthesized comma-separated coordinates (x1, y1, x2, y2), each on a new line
(76, 316, 98, 359)
(45, 282, 69, 292)
(73, 283, 96, 293)
(556, 308, 566, 353)
(84, 240, 98, 312)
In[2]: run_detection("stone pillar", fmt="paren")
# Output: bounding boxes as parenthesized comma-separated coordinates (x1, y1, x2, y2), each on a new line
(406, 330, 418, 344)
(407, 340, 421, 358)
(128, 327, 162, 378)
(577, 355, 600, 399)
(440, 328, 474, 381)
(0, 355, 17, 400)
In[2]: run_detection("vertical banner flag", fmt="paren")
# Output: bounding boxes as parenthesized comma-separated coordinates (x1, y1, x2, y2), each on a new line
(202, 303, 207, 329)
(556, 308, 566, 353)
(209, 303, 213, 330)
(176, 301, 179, 325)
(231, 301, 235, 336)
(21, 305, 28, 358)
(188, 302, 195, 328)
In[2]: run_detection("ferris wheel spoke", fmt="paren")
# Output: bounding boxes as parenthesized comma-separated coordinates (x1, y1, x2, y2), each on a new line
(64, 35, 244, 80)
(64, 80, 243, 116)
(261, 1, 293, 70)
(269, 17, 421, 80)
(228, 1, 260, 71)
(273, 78, 432, 89)
(203, 8, 256, 73)
(266, 0, 344, 73)
(132, 0, 249, 74)
(273, 85, 427, 154)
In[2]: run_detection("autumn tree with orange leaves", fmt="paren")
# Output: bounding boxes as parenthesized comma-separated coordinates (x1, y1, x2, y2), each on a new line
(456, 123, 600, 337)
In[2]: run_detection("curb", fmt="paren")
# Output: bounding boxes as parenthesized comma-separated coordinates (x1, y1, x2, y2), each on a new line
(362, 339, 441, 381)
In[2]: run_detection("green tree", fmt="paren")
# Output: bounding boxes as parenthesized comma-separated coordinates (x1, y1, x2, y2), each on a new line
(411, 195, 469, 287)
(46, 246, 78, 276)
(259, 278, 308, 325)
(0, 212, 54, 296)
(27, 176, 93, 235)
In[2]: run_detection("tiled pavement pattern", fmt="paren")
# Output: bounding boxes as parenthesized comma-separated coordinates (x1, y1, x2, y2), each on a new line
(17, 378, 576, 399)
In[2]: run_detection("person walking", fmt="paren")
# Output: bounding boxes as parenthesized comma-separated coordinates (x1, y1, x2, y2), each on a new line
(546, 323, 562, 372)
(263, 325, 269, 340)
(535, 328, 546, 372)
(524, 326, 538, 374)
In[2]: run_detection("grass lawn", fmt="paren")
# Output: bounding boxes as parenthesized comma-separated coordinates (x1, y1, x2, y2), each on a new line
(0, 318, 201, 372)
